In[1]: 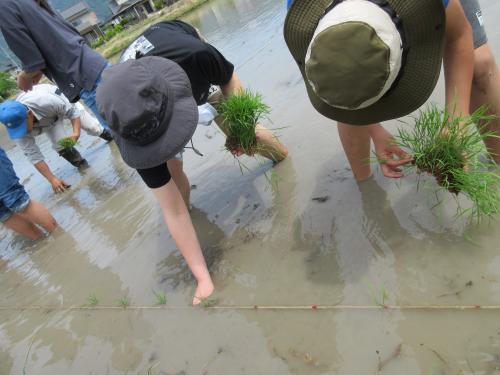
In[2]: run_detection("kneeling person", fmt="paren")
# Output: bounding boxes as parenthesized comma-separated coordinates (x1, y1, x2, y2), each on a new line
(0, 84, 113, 193)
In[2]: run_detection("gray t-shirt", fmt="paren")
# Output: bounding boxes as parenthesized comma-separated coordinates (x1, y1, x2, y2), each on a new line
(15, 84, 82, 164)
(0, 0, 107, 102)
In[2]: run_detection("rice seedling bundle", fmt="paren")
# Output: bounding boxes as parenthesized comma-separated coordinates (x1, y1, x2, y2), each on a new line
(57, 137, 77, 149)
(397, 106, 499, 219)
(217, 90, 270, 155)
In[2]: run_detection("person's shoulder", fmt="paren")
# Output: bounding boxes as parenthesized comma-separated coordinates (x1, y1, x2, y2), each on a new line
(17, 85, 55, 103)
(33, 84, 58, 93)
(154, 20, 199, 36)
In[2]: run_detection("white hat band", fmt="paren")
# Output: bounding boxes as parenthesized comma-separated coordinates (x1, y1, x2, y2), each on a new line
(305, 0, 404, 110)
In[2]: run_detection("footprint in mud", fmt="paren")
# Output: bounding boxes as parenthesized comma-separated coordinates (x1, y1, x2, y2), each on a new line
(312, 196, 329, 203)
(156, 244, 224, 288)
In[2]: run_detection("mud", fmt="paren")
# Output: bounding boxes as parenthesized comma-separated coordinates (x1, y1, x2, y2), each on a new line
(1, 0, 499, 374)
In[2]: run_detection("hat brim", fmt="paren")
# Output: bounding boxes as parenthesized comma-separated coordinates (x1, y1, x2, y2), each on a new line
(284, 0, 446, 125)
(110, 58, 199, 169)
(6, 119, 28, 140)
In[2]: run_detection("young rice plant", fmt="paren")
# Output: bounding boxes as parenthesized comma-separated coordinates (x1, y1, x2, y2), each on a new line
(218, 90, 270, 155)
(57, 137, 77, 149)
(397, 105, 499, 220)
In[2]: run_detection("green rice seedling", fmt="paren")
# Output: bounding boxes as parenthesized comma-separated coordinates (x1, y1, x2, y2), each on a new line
(153, 290, 167, 305)
(218, 90, 270, 155)
(23, 336, 35, 375)
(87, 293, 99, 306)
(57, 137, 77, 149)
(116, 296, 130, 308)
(200, 297, 216, 308)
(367, 282, 389, 307)
(397, 106, 499, 220)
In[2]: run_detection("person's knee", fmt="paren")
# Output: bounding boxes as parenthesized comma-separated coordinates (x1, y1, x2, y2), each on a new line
(166, 159, 184, 179)
(22, 200, 58, 232)
(472, 45, 497, 93)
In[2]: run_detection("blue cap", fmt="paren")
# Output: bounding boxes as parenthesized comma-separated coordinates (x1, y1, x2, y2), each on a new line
(0, 100, 29, 140)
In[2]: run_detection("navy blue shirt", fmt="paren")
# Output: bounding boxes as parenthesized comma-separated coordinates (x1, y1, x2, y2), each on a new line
(0, 0, 107, 102)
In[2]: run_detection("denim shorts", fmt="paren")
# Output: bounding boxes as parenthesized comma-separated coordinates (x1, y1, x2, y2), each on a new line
(0, 148, 31, 222)
(80, 66, 111, 130)
(0, 183, 30, 222)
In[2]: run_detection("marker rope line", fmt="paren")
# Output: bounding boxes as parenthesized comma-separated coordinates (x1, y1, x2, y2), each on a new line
(0, 304, 497, 311)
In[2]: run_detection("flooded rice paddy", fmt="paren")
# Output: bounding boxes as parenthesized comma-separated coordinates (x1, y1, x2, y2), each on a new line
(1, 0, 499, 373)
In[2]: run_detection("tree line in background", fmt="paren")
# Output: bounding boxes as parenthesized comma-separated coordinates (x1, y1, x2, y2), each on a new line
(91, 0, 167, 48)
(0, 72, 16, 102)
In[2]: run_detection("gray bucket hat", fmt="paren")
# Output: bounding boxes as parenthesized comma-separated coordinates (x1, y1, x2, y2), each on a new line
(96, 56, 198, 169)
(284, 0, 446, 125)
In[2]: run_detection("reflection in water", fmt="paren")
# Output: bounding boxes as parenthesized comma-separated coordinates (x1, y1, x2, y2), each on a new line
(0, 0, 499, 373)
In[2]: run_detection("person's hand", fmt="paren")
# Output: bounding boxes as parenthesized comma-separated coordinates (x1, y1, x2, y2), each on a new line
(17, 71, 42, 91)
(50, 177, 70, 193)
(370, 125, 412, 178)
(68, 132, 80, 143)
(227, 129, 267, 157)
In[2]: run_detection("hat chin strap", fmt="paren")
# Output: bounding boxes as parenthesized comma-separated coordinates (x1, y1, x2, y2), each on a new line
(308, 0, 408, 110)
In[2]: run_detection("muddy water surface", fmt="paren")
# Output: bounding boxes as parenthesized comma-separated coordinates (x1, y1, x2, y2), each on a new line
(1, 0, 500, 374)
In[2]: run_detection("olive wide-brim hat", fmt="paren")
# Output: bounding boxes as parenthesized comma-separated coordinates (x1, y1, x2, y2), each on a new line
(284, 0, 446, 125)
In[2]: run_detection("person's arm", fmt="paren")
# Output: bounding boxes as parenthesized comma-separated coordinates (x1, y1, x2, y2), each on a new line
(56, 96, 82, 142)
(68, 117, 82, 142)
(220, 73, 289, 161)
(443, 0, 474, 118)
(17, 71, 44, 92)
(17, 135, 70, 192)
(34, 161, 70, 193)
(0, 11, 47, 91)
(151, 181, 213, 304)
(220, 72, 243, 97)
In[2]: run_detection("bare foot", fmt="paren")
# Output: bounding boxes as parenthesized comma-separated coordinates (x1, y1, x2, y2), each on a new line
(192, 278, 214, 306)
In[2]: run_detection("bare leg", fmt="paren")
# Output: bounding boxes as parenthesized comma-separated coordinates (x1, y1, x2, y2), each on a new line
(152, 182, 214, 305)
(337, 122, 374, 181)
(3, 213, 44, 240)
(18, 200, 57, 233)
(469, 44, 500, 163)
(167, 159, 191, 208)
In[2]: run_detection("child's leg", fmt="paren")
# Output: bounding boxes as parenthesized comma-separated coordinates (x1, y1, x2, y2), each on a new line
(337, 122, 373, 181)
(167, 159, 191, 208)
(469, 44, 500, 162)
(18, 200, 57, 233)
(3, 213, 44, 240)
(459, 0, 499, 162)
